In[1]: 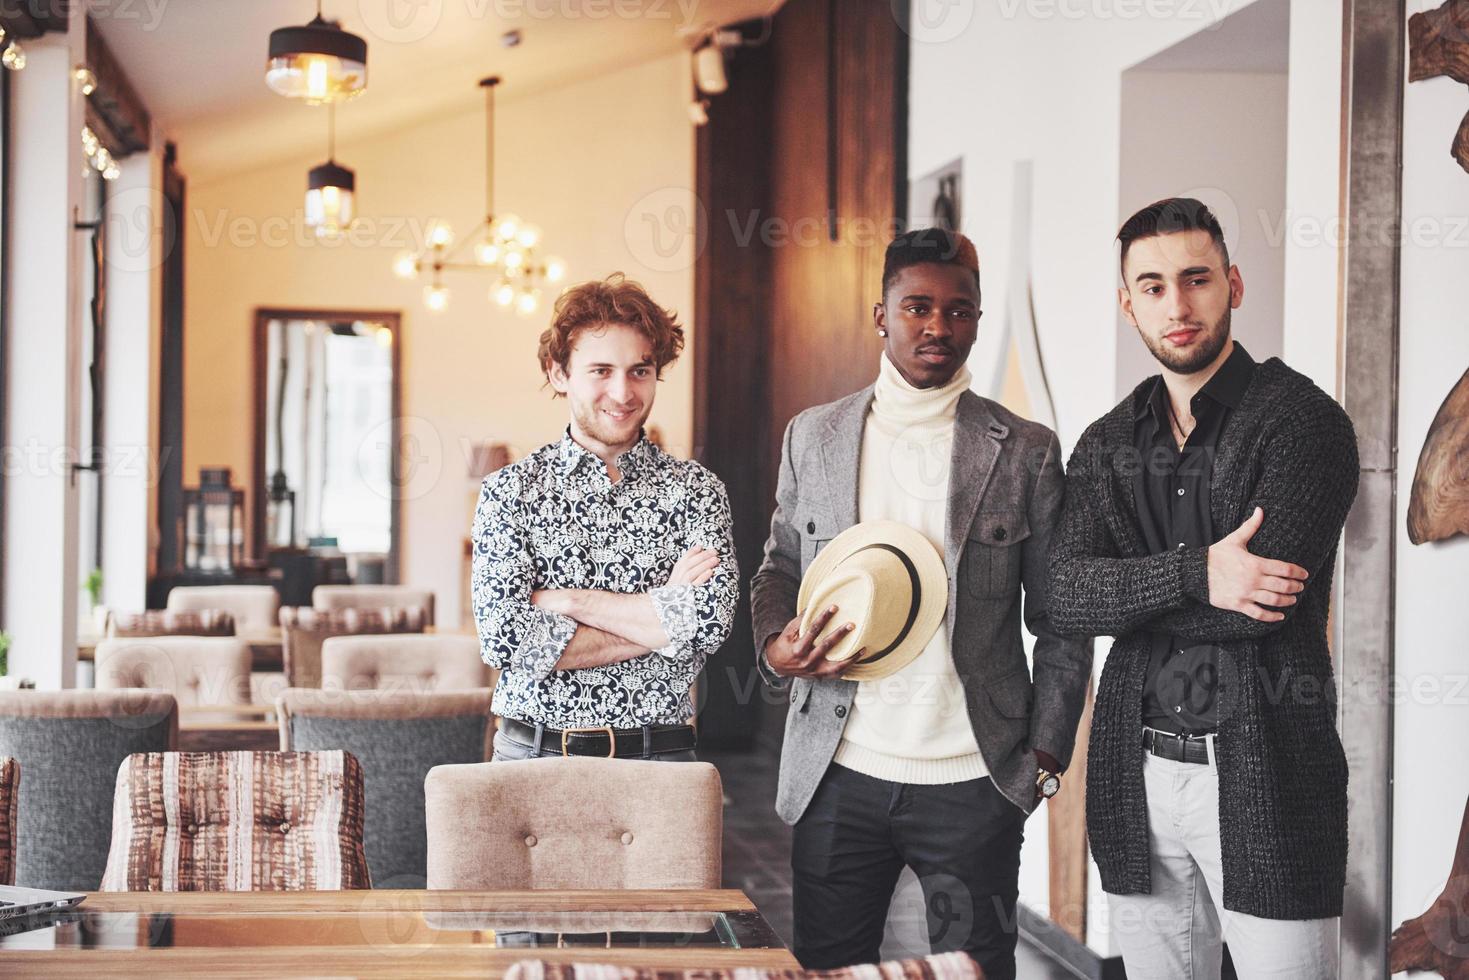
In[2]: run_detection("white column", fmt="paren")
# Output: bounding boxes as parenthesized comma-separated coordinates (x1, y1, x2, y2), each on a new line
(3, 26, 88, 688)
(100, 140, 164, 614)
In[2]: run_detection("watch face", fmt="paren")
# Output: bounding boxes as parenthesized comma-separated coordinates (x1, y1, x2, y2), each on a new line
(1040, 774, 1060, 798)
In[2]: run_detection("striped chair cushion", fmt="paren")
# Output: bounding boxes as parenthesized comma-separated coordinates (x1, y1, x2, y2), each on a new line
(503, 952, 982, 980)
(0, 757, 16, 886)
(100, 750, 370, 891)
(109, 609, 236, 638)
(279, 606, 427, 689)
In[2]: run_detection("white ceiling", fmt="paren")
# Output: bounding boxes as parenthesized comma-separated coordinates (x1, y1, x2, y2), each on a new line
(94, 0, 780, 183)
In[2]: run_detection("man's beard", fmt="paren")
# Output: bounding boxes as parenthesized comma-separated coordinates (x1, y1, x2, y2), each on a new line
(571, 399, 648, 448)
(1141, 307, 1231, 375)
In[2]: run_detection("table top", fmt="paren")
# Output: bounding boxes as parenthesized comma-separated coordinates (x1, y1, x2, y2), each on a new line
(77, 628, 285, 671)
(0, 888, 796, 976)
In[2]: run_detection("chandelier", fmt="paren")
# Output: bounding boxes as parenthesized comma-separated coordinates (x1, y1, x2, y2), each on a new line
(393, 76, 565, 316)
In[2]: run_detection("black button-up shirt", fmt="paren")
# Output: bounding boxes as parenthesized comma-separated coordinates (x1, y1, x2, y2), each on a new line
(1134, 342, 1256, 734)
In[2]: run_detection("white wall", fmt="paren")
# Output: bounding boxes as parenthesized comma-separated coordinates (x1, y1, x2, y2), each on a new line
(102, 140, 166, 613)
(2, 26, 89, 687)
(1391, 5, 1469, 938)
(184, 53, 697, 628)
(907, 0, 1345, 955)
(1116, 70, 1288, 396)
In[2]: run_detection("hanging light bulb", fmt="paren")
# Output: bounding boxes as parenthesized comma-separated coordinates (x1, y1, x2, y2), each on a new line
(516, 224, 541, 250)
(375, 326, 394, 347)
(544, 256, 567, 283)
(493, 282, 516, 307)
(474, 240, 502, 266)
(73, 66, 97, 95)
(3, 40, 26, 72)
(424, 283, 450, 312)
(427, 221, 454, 249)
(502, 247, 525, 271)
(516, 289, 541, 317)
(102, 164, 121, 181)
(393, 251, 419, 279)
(265, 6, 368, 104)
(305, 104, 356, 239)
(495, 213, 521, 242)
(305, 161, 355, 238)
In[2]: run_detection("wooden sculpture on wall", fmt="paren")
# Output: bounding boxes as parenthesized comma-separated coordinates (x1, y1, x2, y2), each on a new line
(1390, 795, 1469, 977)
(1408, 368, 1469, 544)
(1411, 0, 1469, 174)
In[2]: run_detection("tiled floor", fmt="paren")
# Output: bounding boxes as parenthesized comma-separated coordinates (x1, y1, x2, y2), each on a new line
(707, 747, 1078, 978)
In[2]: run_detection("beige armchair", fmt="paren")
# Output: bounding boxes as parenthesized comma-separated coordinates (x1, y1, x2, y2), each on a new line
(279, 606, 427, 689)
(320, 633, 493, 692)
(167, 585, 279, 633)
(313, 585, 436, 627)
(424, 757, 722, 890)
(95, 637, 252, 707)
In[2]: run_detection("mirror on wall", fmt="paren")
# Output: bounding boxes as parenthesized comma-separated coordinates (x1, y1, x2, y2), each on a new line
(252, 309, 401, 581)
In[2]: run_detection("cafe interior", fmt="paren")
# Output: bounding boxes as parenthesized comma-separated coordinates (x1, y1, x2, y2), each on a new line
(0, 0, 1463, 976)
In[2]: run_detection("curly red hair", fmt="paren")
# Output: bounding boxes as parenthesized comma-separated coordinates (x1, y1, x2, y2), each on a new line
(537, 274, 685, 392)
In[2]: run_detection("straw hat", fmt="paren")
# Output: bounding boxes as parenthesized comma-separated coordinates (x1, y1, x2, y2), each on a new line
(796, 520, 948, 681)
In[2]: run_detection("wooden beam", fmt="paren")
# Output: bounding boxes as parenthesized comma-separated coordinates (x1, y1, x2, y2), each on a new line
(85, 13, 150, 156)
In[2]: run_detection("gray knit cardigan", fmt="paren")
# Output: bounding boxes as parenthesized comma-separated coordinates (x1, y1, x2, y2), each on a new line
(1048, 356, 1359, 920)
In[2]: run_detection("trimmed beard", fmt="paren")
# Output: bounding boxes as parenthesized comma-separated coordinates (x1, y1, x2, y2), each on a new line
(1141, 307, 1231, 375)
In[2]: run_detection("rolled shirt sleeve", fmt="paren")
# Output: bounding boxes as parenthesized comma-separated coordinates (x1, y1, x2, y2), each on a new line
(647, 471, 739, 666)
(471, 470, 579, 682)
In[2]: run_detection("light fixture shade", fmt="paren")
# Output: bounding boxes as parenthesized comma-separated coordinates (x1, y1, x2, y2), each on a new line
(305, 160, 356, 238)
(266, 15, 367, 104)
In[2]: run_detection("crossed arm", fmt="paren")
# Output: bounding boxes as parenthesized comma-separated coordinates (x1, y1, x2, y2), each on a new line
(1046, 411, 1359, 643)
(471, 468, 739, 680)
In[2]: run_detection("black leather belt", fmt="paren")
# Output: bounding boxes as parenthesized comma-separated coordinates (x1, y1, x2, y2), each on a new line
(1142, 727, 1214, 765)
(500, 718, 697, 759)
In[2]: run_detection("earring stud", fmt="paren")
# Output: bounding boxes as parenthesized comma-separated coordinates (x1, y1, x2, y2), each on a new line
(878, 329, 887, 337)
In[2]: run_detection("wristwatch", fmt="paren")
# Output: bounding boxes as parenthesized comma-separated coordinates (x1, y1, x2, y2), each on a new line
(1036, 767, 1061, 800)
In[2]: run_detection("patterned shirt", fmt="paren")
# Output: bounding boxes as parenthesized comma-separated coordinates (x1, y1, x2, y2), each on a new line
(471, 428, 738, 729)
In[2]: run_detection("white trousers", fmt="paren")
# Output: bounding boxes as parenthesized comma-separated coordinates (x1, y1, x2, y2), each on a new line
(1106, 751, 1339, 980)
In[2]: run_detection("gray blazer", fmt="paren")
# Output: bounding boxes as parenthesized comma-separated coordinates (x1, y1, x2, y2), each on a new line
(751, 385, 1093, 823)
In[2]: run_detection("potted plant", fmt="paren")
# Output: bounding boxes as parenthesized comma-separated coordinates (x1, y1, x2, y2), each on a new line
(0, 630, 15, 689)
(84, 568, 109, 634)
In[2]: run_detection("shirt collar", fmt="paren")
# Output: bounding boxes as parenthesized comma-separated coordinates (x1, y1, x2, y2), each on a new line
(1134, 340, 1257, 422)
(557, 426, 655, 480)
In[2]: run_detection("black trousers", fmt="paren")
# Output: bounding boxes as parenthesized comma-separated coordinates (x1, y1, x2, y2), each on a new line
(791, 763, 1026, 978)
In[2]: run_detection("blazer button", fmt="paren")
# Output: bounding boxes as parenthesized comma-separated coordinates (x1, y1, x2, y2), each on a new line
(806, 521, 816, 534)
(994, 526, 1007, 541)
(834, 705, 846, 718)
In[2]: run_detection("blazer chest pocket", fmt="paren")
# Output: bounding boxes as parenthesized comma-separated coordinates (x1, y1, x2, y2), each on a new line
(798, 513, 834, 573)
(964, 510, 1031, 598)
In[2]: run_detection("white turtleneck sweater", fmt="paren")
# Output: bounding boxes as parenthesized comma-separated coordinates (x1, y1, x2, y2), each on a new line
(832, 354, 988, 785)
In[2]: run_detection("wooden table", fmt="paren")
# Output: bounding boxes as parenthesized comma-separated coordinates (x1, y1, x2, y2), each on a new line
(0, 888, 795, 976)
(178, 704, 281, 752)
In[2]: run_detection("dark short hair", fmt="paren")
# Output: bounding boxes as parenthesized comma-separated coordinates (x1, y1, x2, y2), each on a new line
(537, 273, 684, 393)
(881, 228, 981, 297)
(1116, 197, 1229, 277)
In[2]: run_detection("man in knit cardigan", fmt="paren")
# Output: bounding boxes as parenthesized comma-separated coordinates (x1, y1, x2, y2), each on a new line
(1048, 198, 1358, 979)
(751, 229, 1093, 977)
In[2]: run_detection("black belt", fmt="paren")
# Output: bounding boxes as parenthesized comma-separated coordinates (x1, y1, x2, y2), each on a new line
(1142, 727, 1213, 765)
(500, 718, 697, 759)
